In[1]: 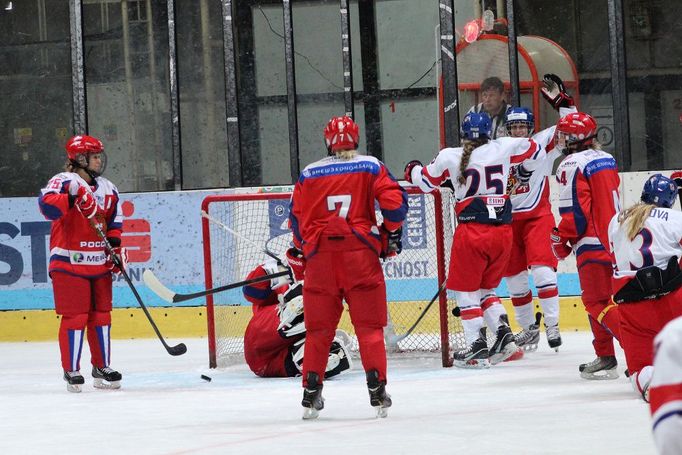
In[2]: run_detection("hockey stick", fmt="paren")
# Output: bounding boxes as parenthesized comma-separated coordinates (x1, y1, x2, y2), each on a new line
(79, 209, 187, 356)
(143, 268, 290, 303)
(387, 281, 447, 344)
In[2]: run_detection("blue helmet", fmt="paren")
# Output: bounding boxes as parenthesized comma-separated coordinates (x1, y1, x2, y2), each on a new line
(641, 174, 678, 208)
(461, 112, 492, 140)
(505, 107, 535, 136)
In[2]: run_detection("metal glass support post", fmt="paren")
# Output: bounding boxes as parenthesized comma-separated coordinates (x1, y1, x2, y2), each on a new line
(607, 0, 631, 170)
(506, 0, 520, 107)
(222, 0, 243, 186)
(68, 0, 86, 133)
(282, 0, 300, 182)
(167, 0, 183, 189)
(438, 0, 460, 148)
(340, 0, 354, 119)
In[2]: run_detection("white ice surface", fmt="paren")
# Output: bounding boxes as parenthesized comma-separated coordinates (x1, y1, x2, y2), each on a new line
(0, 332, 655, 455)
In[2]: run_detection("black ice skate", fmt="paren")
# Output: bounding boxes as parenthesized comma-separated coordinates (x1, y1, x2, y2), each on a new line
(453, 327, 490, 369)
(579, 356, 618, 380)
(514, 313, 541, 352)
(545, 322, 562, 351)
(92, 366, 122, 389)
(489, 315, 519, 365)
(366, 369, 392, 418)
(64, 370, 85, 393)
(301, 372, 324, 420)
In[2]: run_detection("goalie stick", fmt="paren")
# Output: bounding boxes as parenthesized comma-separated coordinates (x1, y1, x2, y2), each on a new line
(143, 269, 290, 303)
(79, 207, 187, 357)
(386, 281, 447, 345)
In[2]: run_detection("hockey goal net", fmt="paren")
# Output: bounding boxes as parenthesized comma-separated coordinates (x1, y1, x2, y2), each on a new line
(202, 187, 465, 368)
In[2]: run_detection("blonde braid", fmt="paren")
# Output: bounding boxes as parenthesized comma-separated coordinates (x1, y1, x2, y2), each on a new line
(458, 139, 485, 185)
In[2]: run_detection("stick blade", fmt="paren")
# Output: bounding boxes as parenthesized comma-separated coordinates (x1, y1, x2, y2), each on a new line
(143, 270, 176, 303)
(167, 343, 187, 356)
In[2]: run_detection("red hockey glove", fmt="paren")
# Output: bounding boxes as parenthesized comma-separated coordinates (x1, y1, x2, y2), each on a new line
(671, 170, 682, 188)
(107, 246, 129, 275)
(286, 247, 306, 281)
(380, 225, 403, 259)
(541, 74, 574, 111)
(550, 228, 572, 260)
(76, 186, 98, 218)
(404, 160, 423, 183)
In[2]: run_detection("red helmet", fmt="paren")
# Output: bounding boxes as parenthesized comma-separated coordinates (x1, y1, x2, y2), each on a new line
(556, 112, 597, 149)
(323, 116, 359, 153)
(65, 135, 104, 161)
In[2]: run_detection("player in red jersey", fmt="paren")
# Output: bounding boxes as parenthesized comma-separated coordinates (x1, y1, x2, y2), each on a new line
(406, 112, 542, 369)
(552, 112, 622, 379)
(38, 135, 127, 392)
(288, 115, 407, 419)
(241, 259, 351, 379)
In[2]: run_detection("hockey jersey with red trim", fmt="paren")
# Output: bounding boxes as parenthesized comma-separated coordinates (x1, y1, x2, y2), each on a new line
(554, 149, 620, 268)
(509, 106, 576, 220)
(289, 154, 407, 257)
(650, 316, 682, 455)
(410, 137, 540, 224)
(38, 172, 122, 278)
(608, 207, 682, 294)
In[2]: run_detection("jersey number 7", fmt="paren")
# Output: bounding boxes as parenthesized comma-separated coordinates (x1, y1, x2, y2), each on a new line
(327, 194, 352, 218)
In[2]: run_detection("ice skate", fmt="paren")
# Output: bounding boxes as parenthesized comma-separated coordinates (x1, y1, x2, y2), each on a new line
(545, 323, 562, 351)
(514, 325, 540, 352)
(64, 370, 85, 393)
(92, 366, 122, 389)
(301, 372, 324, 420)
(579, 356, 618, 380)
(366, 369, 392, 418)
(453, 327, 490, 369)
(489, 315, 518, 365)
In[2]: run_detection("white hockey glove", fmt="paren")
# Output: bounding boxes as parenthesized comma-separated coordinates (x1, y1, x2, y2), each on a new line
(277, 282, 305, 338)
(262, 257, 292, 290)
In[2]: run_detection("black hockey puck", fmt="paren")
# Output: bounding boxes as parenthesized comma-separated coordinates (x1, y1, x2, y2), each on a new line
(451, 306, 461, 317)
(201, 374, 212, 382)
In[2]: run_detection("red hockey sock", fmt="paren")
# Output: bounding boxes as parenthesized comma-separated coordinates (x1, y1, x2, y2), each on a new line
(58, 313, 88, 372)
(87, 311, 112, 368)
(355, 326, 387, 382)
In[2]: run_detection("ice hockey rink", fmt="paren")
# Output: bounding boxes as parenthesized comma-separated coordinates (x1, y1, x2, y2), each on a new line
(1, 331, 655, 454)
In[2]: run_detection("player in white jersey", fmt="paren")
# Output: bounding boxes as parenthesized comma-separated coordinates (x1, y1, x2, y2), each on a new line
(405, 112, 543, 368)
(38, 135, 126, 392)
(650, 316, 682, 454)
(503, 74, 577, 352)
(608, 174, 682, 400)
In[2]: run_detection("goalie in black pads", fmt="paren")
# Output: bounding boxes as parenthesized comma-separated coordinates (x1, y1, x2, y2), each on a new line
(241, 259, 352, 379)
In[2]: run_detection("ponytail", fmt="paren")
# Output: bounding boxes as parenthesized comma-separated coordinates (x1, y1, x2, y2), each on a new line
(458, 139, 486, 185)
(618, 202, 655, 240)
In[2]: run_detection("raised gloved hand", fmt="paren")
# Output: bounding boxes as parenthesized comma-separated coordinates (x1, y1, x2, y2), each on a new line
(541, 74, 574, 111)
(517, 165, 533, 184)
(106, 246, 129, 275)
(75, 186, 98, 218)
(286, 247, 306, 281)
(404, 160, 423, 183)
(550, 228, 572, 260)
(380, 225, 403, 259)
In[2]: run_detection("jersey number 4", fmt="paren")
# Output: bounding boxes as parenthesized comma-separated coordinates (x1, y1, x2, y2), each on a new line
(327, 195, 351, 218)
(463, 165, 504, 198)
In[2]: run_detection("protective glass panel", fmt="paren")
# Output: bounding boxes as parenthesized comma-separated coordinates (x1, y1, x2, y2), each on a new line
(0, 0, 72, 197)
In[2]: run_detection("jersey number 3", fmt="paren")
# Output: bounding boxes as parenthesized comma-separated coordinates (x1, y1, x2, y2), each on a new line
(327, 195, 351, 218)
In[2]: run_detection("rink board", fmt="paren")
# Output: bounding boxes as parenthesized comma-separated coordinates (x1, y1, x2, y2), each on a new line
(0, 296, 591, 342)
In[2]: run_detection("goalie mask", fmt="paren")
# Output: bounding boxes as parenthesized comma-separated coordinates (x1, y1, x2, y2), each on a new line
(65, 135, 107, 178)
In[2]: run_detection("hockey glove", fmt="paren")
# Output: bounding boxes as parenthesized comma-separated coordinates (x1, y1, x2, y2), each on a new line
(286, 247, 306, 281)
(550, 228, 572, 260)
(262, 257, 292, 290)
(541, 73, 574, 111)
(380, 225, 403, 259)
(106, 246, 129, 275)
(75, 186, 98, 218)
(404, 160, 423, 183)
(516, 165, 533, 184)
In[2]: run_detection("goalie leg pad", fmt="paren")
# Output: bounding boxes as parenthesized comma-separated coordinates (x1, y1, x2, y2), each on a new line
(325, 335, 353, 378)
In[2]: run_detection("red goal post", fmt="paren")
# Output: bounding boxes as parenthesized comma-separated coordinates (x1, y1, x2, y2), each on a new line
(202, 187, 464, 368)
